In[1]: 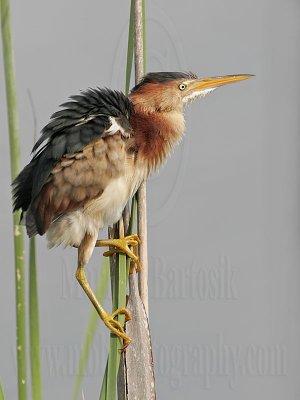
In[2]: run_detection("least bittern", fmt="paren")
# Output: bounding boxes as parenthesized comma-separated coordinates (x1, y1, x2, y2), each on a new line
(13, 72, 252, 347)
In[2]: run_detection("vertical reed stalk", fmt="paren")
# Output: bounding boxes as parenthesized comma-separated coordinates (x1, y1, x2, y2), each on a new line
(0, 383, 4, 400)
(99, 223, 129, 400)
(121, 7, 156, 400)
(74, 1, 135, 397)
(134, 0, 149, 314)
(77, 1, 148, 397)
(27, 89, 43, 400)
(125, 0, 135, 96)
(0, 1, 27, 399)
(29, 238, 42, 400)
(99, 2, 136, 399)
(106, 247, 127, 399)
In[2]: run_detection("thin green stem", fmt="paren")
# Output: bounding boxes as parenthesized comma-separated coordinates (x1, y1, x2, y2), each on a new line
(105, 252, 127, 400)
(99, 359, 108, 399)
(125, 0, 135, 95)
(99, 236, 128, 400)
(0, 1, 27, 399)
(99, 2, 136, 398)
(128, 193, 137, 236)
(0, 383, 4, 400)
(29, 238, 42, 400)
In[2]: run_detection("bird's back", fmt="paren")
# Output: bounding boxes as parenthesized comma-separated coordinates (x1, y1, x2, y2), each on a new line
(12, 88, 133, 240)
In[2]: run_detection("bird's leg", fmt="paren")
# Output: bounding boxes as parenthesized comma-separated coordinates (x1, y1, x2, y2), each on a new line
(76, 234, 132, 348)
(95, 234, 141, 272)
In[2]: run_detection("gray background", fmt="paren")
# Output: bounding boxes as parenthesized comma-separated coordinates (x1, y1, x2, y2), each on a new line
(1, 0, 300, 399)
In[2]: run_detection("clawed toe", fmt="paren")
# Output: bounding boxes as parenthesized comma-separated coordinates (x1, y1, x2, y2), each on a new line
(103, 309, 132, 348)
(96, 234, 142, 272)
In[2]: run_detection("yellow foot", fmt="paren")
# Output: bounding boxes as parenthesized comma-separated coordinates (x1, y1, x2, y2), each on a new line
(103, 307, 132, 349)
(95, 234, 141, 272)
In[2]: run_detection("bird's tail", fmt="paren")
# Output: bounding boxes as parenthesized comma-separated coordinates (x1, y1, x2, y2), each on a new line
(12, 158, 39, 236)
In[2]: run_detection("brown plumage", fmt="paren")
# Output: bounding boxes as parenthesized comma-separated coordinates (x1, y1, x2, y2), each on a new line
(13, 72, 252, 247)
(12, 71, 253, 346)
(38, 134, 126, 235)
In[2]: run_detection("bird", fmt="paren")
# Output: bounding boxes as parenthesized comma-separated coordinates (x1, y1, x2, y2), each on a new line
(12, 72, 252, 347)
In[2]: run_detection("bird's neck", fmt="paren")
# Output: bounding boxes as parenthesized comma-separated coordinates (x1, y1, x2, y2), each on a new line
(130, 104, 185, 175)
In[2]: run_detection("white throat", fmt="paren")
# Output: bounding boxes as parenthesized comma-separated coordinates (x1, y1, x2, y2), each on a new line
(183, 88, 216, 104)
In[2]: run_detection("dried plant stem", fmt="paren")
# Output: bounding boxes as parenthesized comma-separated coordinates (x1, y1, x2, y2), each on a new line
(120, 2, 156, 399)
(134, 0, 144, 83)
(136, 184, 148, 312)
(0, 1, 27, 399)
(134, 0, 149, 315)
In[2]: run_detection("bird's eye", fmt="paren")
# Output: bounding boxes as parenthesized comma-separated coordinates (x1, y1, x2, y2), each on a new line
(178, 83, 187, 91)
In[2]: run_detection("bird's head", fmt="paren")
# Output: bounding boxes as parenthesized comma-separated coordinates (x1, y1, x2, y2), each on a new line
(129, 72, 253, 113)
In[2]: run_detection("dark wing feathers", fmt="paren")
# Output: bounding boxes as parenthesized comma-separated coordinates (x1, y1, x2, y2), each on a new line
(32, 88, 131, 154)
(12, 158, 39, 212)
(12, 87, 131, 236)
